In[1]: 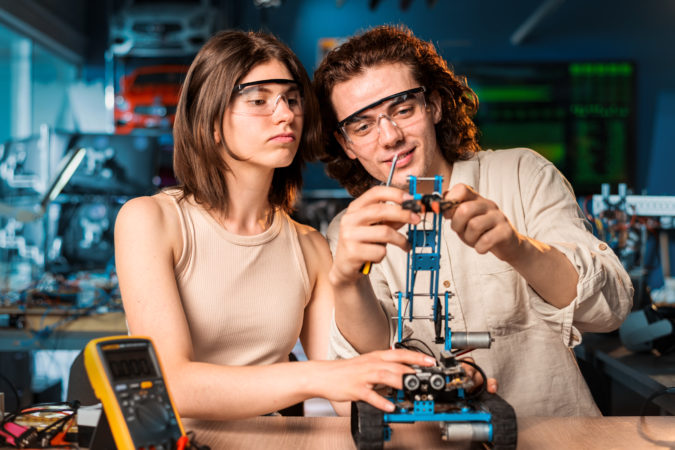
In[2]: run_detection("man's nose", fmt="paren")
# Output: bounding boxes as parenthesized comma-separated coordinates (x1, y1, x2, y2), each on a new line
(377, 114, 404, 146)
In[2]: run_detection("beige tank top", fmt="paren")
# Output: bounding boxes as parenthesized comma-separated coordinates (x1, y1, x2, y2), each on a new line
(168, 192, 311, 366)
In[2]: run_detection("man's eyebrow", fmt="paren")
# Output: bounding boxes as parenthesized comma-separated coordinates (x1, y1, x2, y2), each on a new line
(345, 94, 410, 121)
(343, 113, 370, 123)
(388, 94, 409, 105)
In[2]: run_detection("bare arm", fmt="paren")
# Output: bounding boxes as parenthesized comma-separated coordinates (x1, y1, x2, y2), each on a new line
(444, 184, 578, 309)
(116, 196, 433, 419)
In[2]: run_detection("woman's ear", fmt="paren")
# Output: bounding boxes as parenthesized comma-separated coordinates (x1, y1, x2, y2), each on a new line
(428, 90, 442, 125)
(334, 130, 358, 160)
(213, 122, 221, 144)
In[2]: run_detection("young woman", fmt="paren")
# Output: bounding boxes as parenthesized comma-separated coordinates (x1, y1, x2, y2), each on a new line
(114, 30, 433, 421)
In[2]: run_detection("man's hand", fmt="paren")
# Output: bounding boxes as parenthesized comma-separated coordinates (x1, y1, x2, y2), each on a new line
(443, 183, 578, 308)
(329, 185, 420, 287)
(442, 183, 524, 264)
(460, 357, 498, 394)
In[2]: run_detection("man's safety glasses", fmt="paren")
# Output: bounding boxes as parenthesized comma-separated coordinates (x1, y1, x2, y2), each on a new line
(231, 78, 304, 117)
(337, 86, 427, 145)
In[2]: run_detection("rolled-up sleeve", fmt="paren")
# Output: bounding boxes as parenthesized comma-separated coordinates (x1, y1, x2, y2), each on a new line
(327, 310, 361, 359)
(521, 156, 633, 346)
(325, 212, 401, 359)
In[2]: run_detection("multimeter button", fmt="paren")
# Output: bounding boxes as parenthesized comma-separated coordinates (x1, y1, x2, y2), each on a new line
(135, 400, 170, 432)
(115, 383, 128, 391)
(141, 381, 153, 389)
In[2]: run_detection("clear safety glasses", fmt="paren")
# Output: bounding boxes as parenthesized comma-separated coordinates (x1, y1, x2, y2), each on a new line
(337, 86, 427, 146)
(231, 78, 304, 117)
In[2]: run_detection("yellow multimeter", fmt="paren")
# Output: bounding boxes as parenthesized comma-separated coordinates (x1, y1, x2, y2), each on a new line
(84, 336, 186, 450)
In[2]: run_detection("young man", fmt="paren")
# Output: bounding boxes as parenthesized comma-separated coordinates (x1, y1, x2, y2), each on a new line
(313, 25, 633, 416)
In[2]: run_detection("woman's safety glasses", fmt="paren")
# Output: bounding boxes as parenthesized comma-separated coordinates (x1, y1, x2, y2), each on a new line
(231, 78, 304, 117)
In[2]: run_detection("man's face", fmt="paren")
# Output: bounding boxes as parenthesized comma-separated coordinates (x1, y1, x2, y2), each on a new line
(330, 63, 450, 188)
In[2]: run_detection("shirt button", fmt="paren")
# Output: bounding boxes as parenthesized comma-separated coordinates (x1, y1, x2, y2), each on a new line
(443, 280, 451, 288)
(598, 243, 608, 251)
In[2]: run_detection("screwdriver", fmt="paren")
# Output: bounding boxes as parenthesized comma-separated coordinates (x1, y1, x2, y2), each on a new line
(360, 152, 399, 275)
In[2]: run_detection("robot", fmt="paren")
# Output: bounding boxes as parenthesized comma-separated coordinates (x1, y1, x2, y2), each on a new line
(350, 175, 517, 450)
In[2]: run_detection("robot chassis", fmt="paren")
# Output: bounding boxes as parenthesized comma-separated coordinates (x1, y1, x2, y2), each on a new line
(351, 176, 517, 450)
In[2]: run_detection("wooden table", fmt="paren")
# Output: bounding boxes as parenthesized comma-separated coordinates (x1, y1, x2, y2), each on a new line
(183, 416, 675, 449)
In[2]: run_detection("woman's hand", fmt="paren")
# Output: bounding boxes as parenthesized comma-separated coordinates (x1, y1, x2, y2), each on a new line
(316, 348, 435, 412)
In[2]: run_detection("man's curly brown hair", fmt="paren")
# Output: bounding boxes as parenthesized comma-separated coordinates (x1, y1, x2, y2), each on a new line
(313, 25, 481, 197)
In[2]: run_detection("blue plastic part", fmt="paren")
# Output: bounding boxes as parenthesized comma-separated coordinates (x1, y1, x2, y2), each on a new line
(413, 253, 439, 270)
(444, 291, 451, 351)
(384, 411, 492, 424)
(413, 400, 435, 413)
(402, 175, 448, 345)
(409, 229, 437, 248)
(397, 291, 403, 342)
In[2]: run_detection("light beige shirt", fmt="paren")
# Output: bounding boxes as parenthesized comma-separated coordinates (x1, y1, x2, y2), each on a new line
(168, 192, 311, 367)
(326, 148, 633, 416)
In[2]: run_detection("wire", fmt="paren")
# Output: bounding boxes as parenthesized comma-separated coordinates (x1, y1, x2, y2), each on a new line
(458, 358, 487, 399)
(1, 401, 79, 448)
(639, 386, 675, 418)
(186, 430, 211, 450)
(395, 338, 437, 360)
(637, 387, 675, 448)
(452, 347, 476, 357)
(0, 372, 21, 415)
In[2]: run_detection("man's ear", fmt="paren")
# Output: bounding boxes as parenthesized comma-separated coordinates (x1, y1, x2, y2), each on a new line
(428, 90, 442, 125)
(334, 130, 358, 160)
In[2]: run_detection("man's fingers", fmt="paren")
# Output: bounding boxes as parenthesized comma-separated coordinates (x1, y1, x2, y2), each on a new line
(487, 378, 498, 394)
(346, 224, 411, 250)
(460, 214, 496, 249)
(443, 183, 478, 205)
(349, 185, 410, 209)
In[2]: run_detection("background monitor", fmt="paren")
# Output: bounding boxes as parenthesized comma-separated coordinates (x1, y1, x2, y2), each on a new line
(455, 61, 635, 195)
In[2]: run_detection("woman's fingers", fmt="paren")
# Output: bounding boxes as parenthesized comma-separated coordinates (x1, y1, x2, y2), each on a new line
(378, 348, 436, 366)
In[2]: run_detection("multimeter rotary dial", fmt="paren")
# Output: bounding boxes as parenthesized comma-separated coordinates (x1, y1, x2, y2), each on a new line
(135, 399, 171, 433)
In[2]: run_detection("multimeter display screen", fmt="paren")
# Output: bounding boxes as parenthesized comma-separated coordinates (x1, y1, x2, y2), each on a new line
(104, 348, 158, 381)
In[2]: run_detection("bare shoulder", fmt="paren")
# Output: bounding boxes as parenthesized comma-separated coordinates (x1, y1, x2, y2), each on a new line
(289, 217, 332, 266)
(117, 191, 177, 227)
(115, 191, 183, 251)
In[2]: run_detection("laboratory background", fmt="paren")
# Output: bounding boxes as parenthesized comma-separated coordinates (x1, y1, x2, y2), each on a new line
(0, 0, 673, 425)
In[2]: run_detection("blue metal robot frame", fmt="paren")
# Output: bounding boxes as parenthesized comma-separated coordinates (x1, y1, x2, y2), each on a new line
(385, 175, 492, 441)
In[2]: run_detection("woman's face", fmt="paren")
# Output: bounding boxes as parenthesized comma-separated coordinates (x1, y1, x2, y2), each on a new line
(218, 59, 303, 170)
